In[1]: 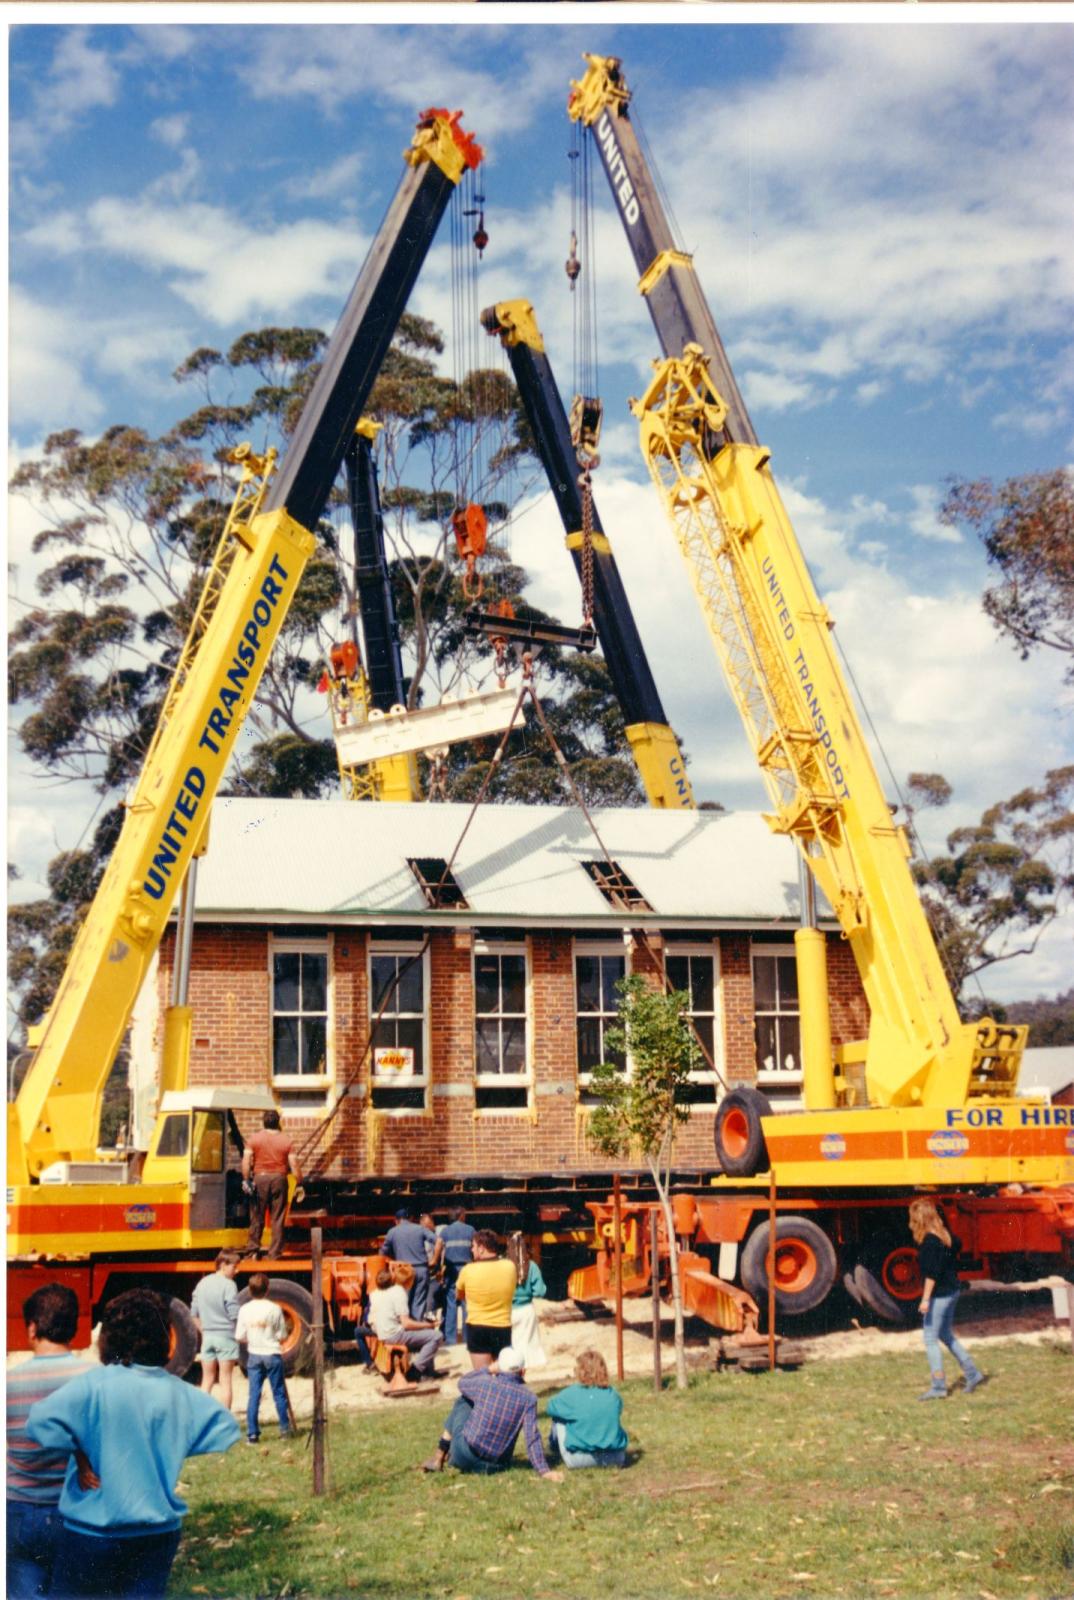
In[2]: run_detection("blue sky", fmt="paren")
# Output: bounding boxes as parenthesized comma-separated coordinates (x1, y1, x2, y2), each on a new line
(7, 19, 1074, 1002)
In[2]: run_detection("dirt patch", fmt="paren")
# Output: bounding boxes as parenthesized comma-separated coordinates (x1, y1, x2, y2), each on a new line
(276, 1279, 1071, 1422)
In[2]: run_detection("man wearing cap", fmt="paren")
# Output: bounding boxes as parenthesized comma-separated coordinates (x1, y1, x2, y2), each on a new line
(421, 1347, 563, 1479)
(381, 1207, 441, 1320)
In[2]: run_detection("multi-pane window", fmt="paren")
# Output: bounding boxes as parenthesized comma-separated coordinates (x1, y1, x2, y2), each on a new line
(474, 944, 529, 1110)
(575, 947, 626, 1089)
(665, 947, 720, 1106)
(370, 945, 428, 1112)
(272, 943, 329, 1085)
(752, 944, 802, 1103)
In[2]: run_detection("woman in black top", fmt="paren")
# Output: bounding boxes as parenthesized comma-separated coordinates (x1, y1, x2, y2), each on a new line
(909, 1198, 986, 1400)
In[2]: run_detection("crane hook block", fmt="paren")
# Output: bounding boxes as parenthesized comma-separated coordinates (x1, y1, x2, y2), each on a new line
(452, 503, 488, 560)
(570, 394, 603, 458)
(472, 212, 489, 257)
(330, 640, 360, 681)
(565, 231, 581, 286)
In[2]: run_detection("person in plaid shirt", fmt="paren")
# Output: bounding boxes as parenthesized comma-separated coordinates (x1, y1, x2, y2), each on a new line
(422, 1347, 563, 1479)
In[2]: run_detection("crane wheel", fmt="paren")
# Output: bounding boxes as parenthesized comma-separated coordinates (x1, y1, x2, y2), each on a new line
(236, 1278, 316, 1376)
(714, 1087, 773, 1177)
(741, 1216, 838, 1316)
(852, 1238, 920, 1325)
(166, 1297, 200, 1377)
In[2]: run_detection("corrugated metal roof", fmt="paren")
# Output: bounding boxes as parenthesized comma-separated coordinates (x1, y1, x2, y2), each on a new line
(196, 798, 812, 928)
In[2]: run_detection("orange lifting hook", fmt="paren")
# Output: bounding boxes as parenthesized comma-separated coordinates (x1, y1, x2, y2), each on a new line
(453, 503, 488, 601)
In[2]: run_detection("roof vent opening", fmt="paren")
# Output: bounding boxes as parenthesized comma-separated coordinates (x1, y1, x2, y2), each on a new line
(580, 859, 652, 913)
(407, 857, 468, 910)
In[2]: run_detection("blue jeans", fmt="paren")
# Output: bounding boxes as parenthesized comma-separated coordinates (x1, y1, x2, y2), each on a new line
(923, 1292, 978, 1379)
(548, 1419, 626, 1470)
(409, 1265, 431, 1321)
(444, 1397, 508, 1474)
(7, 1500, 63, 1598)
(247, 1352, 290, 1438)
(442, 1265, 468, 1345)
(49, 1526, 182, 1599)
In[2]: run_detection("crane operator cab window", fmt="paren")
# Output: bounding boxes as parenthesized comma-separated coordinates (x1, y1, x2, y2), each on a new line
(752, 944, 803, 1108)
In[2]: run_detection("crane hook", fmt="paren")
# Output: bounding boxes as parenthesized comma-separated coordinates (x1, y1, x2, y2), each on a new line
(565, 230, 581, 289)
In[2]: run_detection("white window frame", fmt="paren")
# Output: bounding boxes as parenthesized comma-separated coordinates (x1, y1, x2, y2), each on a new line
(663, 941, 723, 1108)
(268, 934, 334, 1112)
(573, 937, 629, 1090)
(472, 938, 531, 1098)
(751, 941, 804, 1108)
(368, 940, 431, 1115)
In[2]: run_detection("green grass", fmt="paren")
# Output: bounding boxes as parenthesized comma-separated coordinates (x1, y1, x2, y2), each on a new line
(175, 1341, 1074, 1600)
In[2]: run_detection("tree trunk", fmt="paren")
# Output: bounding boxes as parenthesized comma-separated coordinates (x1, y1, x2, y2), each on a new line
(650, 1156, 687, 1390)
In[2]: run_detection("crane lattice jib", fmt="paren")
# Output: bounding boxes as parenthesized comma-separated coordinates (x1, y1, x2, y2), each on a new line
(632, 345, 1022, 1110)
(15, 109, 480, 1175)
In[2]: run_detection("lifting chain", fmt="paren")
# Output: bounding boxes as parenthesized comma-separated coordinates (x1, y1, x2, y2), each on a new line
(579, 464, 595, 628)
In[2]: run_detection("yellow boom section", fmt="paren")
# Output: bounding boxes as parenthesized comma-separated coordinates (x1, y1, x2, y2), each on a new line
(632, 345, 1025, 1111)
(15, 502, 316, 1175)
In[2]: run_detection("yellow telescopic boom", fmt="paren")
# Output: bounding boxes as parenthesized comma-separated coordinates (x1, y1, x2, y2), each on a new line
(14, 108, 482, 1178)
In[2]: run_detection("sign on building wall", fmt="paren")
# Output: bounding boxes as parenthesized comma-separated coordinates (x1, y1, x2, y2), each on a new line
(373, 1047, 415, 1077)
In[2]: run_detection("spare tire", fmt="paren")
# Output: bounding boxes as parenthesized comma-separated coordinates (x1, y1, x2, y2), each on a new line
(853, 1237, 920, 1325)
(741, 1216, 838, 1316)
(714, 1087, 773, 1177)
(236, 1278, 315, 1376)
(166, 1297, 200, 1378)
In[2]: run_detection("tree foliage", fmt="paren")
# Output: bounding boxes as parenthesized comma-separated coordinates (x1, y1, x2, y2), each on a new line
(588, 972, 701, 1390)
(906, 766, 1074, 1001)
(8, 315, 650, 1036)
(940, 469, 1074, 682)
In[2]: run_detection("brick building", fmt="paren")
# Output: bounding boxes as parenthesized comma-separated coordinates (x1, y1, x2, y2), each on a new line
(142, 798, 868, 1195)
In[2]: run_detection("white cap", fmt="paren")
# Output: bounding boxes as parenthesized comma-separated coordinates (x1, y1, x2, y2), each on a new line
(497, 1346, 525, 1373)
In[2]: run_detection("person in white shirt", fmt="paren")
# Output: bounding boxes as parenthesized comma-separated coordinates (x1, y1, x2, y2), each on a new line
(234, 1275, 292, 1444)
(367, 1268, 442, 1378)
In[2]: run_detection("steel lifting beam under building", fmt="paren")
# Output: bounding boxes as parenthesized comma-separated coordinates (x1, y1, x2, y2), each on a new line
(482, 297, 693, 810)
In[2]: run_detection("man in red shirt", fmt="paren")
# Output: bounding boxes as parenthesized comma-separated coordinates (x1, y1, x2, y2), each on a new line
(242, 1110, 301, 1259)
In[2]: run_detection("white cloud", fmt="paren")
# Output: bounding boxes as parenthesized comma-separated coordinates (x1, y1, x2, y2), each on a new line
(150, 114, 188, 149)
(9, 291, 107, 430)
(13, 28, 119, 155)
(25, 198, 371, 326)
(284, 152, 364, 204)
(905, 484, 962, 546)
(243, 28, 564, 139)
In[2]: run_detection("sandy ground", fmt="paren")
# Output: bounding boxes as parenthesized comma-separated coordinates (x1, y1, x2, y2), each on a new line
(254, 1279, 1074, 1423)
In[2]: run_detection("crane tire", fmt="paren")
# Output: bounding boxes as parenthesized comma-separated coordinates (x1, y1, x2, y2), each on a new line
(741, 1216, 838, 1316)
(853, 1238, 920, 1326)
(166, 1298, 200, 1378)
(714, 1087, 773, 1177)
(236, 1278, 316, 1376)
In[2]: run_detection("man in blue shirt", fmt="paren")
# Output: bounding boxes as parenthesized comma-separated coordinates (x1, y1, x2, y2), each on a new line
(7, 1283, 94, 1599)
(421, 1346, 562, 1479)
(439, 1206, 475, 1346)
(381, 1207, 441, 1320)
(26, 1287, 239, 1599)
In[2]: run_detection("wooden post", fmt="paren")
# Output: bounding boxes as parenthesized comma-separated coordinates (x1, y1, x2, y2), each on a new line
(311, 1227, 326, 1496)
(649, 1208, 662, 1394)
(613, 1172, 625, 1382)
(767, 1169, 777, 1371)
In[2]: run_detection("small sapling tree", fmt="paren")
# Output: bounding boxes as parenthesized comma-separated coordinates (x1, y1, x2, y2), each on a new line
(588, 972, 701, 1390)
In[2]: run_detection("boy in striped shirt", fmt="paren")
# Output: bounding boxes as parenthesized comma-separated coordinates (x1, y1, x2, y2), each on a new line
(7, 1283, 93, 1598)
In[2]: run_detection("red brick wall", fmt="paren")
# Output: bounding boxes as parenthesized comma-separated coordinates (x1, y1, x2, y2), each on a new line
(159, 923, 869, 1180)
